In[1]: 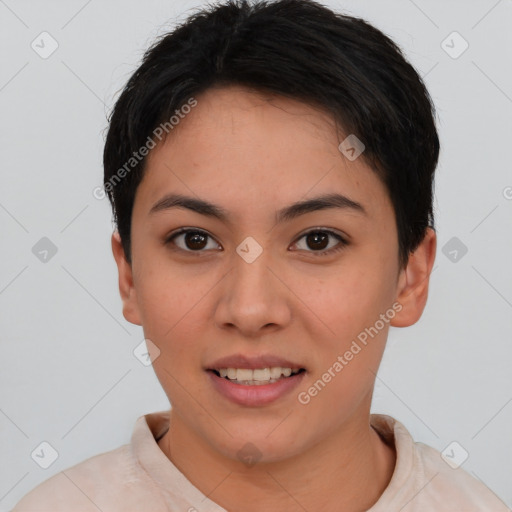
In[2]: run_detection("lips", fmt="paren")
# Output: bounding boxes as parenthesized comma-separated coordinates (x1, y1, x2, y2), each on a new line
(206, 353, 306, 371)
(207, 366, 307, 406)
(204, 353, 308, 406)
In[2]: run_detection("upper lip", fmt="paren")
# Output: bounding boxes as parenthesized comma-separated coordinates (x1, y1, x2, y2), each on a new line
(206, 354, 306, 371)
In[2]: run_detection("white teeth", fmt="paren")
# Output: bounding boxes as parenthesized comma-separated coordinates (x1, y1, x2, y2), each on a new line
(236, 369, 253, 381)
(215, 366, 302, 384)
(270, 367, 282, 379)
(253, 368, 270, 381)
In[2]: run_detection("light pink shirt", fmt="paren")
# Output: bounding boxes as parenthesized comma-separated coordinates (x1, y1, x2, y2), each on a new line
(11, 410, 510, 511)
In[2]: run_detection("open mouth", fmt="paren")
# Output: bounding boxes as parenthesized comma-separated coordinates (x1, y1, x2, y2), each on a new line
(208, 367, 306, 386)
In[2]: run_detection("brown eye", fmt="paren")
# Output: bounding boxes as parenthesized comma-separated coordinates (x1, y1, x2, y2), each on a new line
(292, 229, 348, 256)
(184, 231, 208, 250)
(305, 231, 329, 250)
(166, 228, 221, 253)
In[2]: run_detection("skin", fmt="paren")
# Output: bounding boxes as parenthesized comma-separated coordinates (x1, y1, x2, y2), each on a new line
(111, 84, 436, 511)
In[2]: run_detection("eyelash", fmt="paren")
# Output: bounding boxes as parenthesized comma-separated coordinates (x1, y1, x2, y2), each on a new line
(164, 227, 348, 257)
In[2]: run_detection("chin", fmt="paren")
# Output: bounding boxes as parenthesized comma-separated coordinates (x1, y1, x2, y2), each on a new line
(207, 424, 308, 466)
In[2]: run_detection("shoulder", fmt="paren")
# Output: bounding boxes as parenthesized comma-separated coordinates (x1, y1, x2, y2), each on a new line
(370, 414, 510, 512)
(413, 440, 510, 511)
(11, 444, 164, 512)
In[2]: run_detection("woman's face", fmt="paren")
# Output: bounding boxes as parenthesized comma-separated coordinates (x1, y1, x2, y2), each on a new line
(114, 85, 413, 463)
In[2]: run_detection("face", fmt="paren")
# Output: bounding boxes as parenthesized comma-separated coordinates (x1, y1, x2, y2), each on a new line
(112, 85, 435, 464)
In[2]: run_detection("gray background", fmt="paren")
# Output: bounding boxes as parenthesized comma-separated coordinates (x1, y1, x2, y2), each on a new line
(1, 0, 511, 509)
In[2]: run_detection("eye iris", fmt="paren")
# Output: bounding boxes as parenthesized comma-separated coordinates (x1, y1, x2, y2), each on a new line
(186, 231, 207, 250)
(307, 231, 329, 250)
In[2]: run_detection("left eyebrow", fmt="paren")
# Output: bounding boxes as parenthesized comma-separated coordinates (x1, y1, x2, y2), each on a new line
(275, 193, 367, 223)
(148, 192, 367, 223)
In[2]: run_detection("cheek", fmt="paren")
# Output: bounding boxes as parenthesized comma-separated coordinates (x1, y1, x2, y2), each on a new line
(301, 263, 394, 337)
(137, 270, 205, 399)
(294, 265, 396, 402)
(133, 260, 204, 351)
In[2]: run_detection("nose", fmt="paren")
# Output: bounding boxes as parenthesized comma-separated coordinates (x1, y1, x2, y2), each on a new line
(214, 244, 292, 337)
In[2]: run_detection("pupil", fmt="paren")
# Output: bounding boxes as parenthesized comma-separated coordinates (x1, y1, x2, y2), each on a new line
(186, 231, 207, 250)
(307, 231, 328, 250)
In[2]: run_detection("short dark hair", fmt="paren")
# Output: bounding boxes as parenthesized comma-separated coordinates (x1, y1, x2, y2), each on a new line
(103, 0, 440, 269)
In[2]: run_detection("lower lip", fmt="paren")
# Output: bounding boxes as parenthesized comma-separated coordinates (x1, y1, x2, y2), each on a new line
(207, 370, 306, 406)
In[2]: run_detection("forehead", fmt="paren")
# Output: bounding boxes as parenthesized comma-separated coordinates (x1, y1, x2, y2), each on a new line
(136, 85, 391, 222)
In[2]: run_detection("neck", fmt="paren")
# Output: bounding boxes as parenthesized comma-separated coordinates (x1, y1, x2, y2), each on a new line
(158, 410, 396, 512)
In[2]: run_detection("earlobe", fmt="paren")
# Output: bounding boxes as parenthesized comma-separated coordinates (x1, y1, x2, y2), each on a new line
(111, 231, 142, 326)
(390, 227, 437, 328)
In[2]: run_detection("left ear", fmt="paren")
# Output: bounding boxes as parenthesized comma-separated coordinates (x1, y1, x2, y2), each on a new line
(390, 227, 437, 327)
